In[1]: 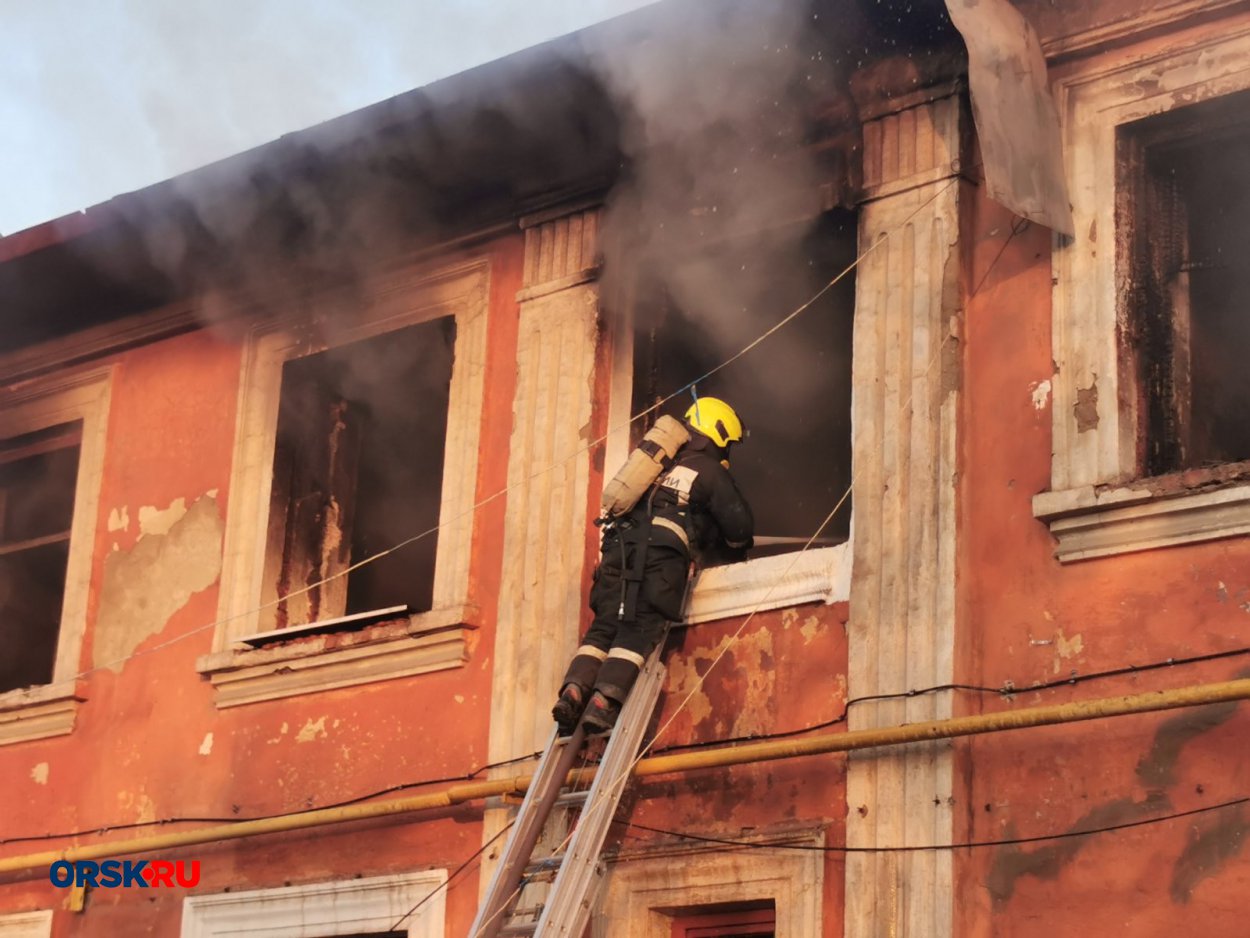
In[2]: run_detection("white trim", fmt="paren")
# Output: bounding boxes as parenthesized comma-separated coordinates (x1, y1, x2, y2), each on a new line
(685, 544, 849, 625)
(0, 365, 112, 744)
(1040, 20, 1250, 556)
(0, 910, 53, 938)
(844, 93, 962, 938)
(196, 606, 475, 708)
(180, 871, 445, 937)
(1036, 482, 1250, 562)
(210, 258, 489, 702)
(595, 826, 824, 937)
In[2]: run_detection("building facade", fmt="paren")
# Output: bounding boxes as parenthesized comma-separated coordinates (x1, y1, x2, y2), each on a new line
(3, 1, 1250, 936)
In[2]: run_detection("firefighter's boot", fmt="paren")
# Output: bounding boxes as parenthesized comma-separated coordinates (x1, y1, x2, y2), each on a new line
(580, 690, 622, 736)
(552, 683, 588, 736)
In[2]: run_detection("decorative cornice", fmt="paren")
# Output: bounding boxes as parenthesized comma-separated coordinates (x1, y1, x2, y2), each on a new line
(1041, 0, 1250, 63)
(0, 686, 82, 747)
(197, 607, 475, 708)
(1035, 483, 1250, 563)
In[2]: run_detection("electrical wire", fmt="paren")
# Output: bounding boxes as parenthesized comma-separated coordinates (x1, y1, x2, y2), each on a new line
(385, 820, 514, 933)
(619, 793, 1250, 853)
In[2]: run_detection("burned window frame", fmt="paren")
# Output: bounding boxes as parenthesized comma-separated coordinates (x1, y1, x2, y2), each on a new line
(207, 259, 489, 695)
(1117, 93, 1250, 477)
(259, 316, 456, 632)
(0, 365, 111, 745)
(1033, 27, 1250, 562)
(603, 216, 856, 624)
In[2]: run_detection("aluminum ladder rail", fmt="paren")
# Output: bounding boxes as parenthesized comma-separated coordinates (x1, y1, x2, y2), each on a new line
(470, 637, 669, 938)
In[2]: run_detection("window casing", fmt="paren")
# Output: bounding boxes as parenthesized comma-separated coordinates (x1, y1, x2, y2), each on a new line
(1118, 91, 1250, 477)
(0, 423, 82, 695)
(595, 826, 823, 937)
(261, 317, 455, 630)
(0, 367, 111, 746)
(202, 259, 489, 706)
(671, 905, 776, 937)
(1034, 26, 1250, 561)
(0, 910, 52, 938)
(180, 871, 446, 938)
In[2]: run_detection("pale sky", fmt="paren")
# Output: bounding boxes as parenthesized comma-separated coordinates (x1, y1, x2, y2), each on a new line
(0, 0, 655, 236)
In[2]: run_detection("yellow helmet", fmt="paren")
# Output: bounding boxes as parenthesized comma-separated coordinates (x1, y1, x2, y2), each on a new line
(684, 396, 744, 449)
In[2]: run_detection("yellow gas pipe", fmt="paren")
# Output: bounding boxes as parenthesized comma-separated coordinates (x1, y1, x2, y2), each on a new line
(4, 676, 1250, 878)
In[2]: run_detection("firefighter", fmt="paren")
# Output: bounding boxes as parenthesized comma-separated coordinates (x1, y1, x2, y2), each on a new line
(552, 396, 754, 735)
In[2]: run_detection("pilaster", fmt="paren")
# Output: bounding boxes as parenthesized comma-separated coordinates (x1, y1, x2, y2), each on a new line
(488, 204, 601, 763)
(845, 93, 963, 938)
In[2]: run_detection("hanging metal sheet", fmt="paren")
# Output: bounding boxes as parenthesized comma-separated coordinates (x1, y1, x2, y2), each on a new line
(945, 0, 1075, 235)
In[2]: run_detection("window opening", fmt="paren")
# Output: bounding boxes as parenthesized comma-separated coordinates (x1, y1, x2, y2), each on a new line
(264, 317, 454, 630)
(0, 422, 82, 694)
(1120, 90, 1250, 475)
(670, 901, 776, 937)
(630, 212, 855, 556)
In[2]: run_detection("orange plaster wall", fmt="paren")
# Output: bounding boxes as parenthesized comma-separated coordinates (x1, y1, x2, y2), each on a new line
(622, 601, 850, 935)
(0, 236, 524, 936)
(954, 183, 1250, 936)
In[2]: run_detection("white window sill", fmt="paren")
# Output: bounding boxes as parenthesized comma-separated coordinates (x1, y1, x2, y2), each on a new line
(196, 605, 478, 708)
(0, 684, 83, 747)
(684, 543, 850, 625)
(1033, 478, 1250, 563)
(182, 871, 446, 937)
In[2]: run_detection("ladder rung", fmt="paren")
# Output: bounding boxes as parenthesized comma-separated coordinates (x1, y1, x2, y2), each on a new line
(508, 905, 544, 919)
(500, 924, 537, 937)
(524, 855, 564, 874)
(554, 789, 590, 807)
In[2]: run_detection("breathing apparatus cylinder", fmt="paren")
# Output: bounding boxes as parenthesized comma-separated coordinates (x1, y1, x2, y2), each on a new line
(600, 415, 690, 518)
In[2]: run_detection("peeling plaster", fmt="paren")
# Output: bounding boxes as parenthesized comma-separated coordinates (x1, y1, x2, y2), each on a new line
(1052, 629, 1084, 674)
(92, 495, 224, 671)
(666, 628, 777, 738)
(107, 506, 130, 532)
(666, 653, 714, 727)
(1030, 379, 1052, 411)
(30, 762, 48, 785)
(198, 732, 214, 756)
(1073, 378, 1099, 433)
(800, 615, 821, 643)
(138, 497, 189, 537)
(297, 717, 328, 743)
(118, 789, 158, 824)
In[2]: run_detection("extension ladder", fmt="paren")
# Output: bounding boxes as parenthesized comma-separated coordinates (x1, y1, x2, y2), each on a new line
(469, 638, 669, 938)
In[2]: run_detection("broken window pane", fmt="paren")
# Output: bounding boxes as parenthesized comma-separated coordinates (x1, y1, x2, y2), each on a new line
(630, 212, 856, 556)
(0, 422, 82, 694)
(1120, 92, 1250, 474)
(265, 317, 455, 629)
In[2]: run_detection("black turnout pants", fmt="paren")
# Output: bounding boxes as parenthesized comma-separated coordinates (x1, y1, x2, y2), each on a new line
(561, 537, 688, 705)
